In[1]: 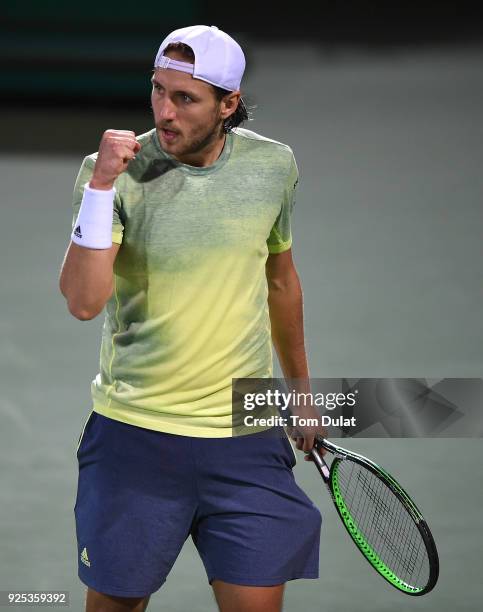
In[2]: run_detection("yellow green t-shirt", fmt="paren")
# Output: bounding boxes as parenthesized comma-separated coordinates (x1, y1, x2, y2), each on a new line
(71, 127, 298, 437)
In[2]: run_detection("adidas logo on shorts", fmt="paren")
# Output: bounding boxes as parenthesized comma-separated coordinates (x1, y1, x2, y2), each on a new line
(74, 225, 82, 238)
(81, 547, 90, 567)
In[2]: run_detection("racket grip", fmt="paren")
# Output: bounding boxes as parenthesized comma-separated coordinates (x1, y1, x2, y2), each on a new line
(310, 448, 331, 482)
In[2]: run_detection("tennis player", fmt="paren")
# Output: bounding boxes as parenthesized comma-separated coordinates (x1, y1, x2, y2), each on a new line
(59, 25, 326, 612)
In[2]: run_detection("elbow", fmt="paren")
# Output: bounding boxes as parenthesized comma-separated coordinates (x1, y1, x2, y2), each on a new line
(71, 308, 98, 321)
(59, 275, 112, 321)
(68, 302, 98, 321)
(267, 264, 301, 294)
(65, 296, 103, 321)
(267, 274, 301, 294)
(267, 277, 289, 292)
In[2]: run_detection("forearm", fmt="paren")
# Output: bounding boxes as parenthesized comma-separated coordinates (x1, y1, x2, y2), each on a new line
(267, 269, 327, 452)
(59, 242, 116, 320)
(267, 268, 309, 380)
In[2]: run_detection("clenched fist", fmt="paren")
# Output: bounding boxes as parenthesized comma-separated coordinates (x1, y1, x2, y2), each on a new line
(90, 130, 142, 190)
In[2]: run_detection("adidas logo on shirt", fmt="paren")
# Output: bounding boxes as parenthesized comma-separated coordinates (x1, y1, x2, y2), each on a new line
(74, 225, 82, 238)
(81, 547, 90, 567)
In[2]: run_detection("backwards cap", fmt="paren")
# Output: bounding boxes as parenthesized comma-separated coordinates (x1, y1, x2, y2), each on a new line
(154, 25, 245, 92)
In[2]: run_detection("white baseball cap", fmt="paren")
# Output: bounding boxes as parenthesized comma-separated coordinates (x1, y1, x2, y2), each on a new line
(154, 25, 246, 92)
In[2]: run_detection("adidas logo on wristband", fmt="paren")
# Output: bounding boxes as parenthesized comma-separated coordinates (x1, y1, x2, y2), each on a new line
(74, 225, 82, 238)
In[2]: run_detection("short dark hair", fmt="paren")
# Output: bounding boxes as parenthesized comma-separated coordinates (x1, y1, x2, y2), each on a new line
(162, 42, 253, 132)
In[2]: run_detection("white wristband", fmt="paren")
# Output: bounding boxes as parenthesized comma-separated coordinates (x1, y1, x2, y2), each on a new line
(71, 182, 116, 249)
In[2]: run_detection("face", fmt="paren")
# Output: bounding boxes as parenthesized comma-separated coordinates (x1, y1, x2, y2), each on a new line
(151, 53, 239, 162)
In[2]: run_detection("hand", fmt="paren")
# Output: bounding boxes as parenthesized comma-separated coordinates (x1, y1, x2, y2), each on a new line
(287, 416, 328, 462)
(90, 129, 142, 190)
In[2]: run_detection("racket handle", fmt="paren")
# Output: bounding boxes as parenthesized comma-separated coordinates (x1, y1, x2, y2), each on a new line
(309, 447, 331, 483)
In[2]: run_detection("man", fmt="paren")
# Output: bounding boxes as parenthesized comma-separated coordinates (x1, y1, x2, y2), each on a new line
(59, 25, 326, 612)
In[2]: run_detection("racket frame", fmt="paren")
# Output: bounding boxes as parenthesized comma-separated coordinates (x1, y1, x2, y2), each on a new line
(309, 437, 439, 596)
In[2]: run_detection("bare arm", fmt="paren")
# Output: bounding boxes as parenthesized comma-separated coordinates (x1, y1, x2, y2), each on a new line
(266, 248, 327, 455)
(266, 248, 309, 379)
(59, 241, 120, 320)
(59, 129, 140, 320)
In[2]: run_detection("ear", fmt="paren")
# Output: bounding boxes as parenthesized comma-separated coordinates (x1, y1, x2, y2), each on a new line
(220, 91, 241, 120)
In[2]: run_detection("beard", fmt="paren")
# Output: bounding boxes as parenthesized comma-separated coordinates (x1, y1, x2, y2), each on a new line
(185, 120, 223, 155)
(155, 107, 224, 159)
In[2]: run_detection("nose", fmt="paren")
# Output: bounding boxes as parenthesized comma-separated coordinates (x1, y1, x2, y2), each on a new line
(159, 97, 176, 121)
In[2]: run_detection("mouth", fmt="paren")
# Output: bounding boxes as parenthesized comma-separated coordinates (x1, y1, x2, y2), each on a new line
(160, 128, 179, 142)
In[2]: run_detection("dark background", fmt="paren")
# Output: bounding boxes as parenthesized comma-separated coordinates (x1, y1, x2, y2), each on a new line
(1, 0, 482, 153)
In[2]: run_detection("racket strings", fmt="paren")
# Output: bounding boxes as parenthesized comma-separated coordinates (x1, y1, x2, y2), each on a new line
(344, 468, 422, 579)
(344, 466, 419, 561)
(342, 473, 420, 581)
(356, 471, 419, 575)
(335, 460, 430, 589)
(344, 467, 420, 565)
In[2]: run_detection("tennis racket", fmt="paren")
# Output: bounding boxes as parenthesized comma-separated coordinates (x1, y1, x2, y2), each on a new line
(309, 436, 439, 595)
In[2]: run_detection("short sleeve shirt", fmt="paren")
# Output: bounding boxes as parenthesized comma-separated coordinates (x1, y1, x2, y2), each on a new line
(71, 127, 299, 437)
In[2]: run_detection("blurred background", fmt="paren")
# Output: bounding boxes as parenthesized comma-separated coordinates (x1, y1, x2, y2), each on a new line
(1, 1, 482, 610)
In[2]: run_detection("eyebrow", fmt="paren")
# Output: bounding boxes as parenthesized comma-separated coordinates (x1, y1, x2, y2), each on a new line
(150, 77, 199, 99)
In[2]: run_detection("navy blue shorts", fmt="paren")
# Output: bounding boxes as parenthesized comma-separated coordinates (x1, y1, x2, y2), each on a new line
(74, 411, 322, 597)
